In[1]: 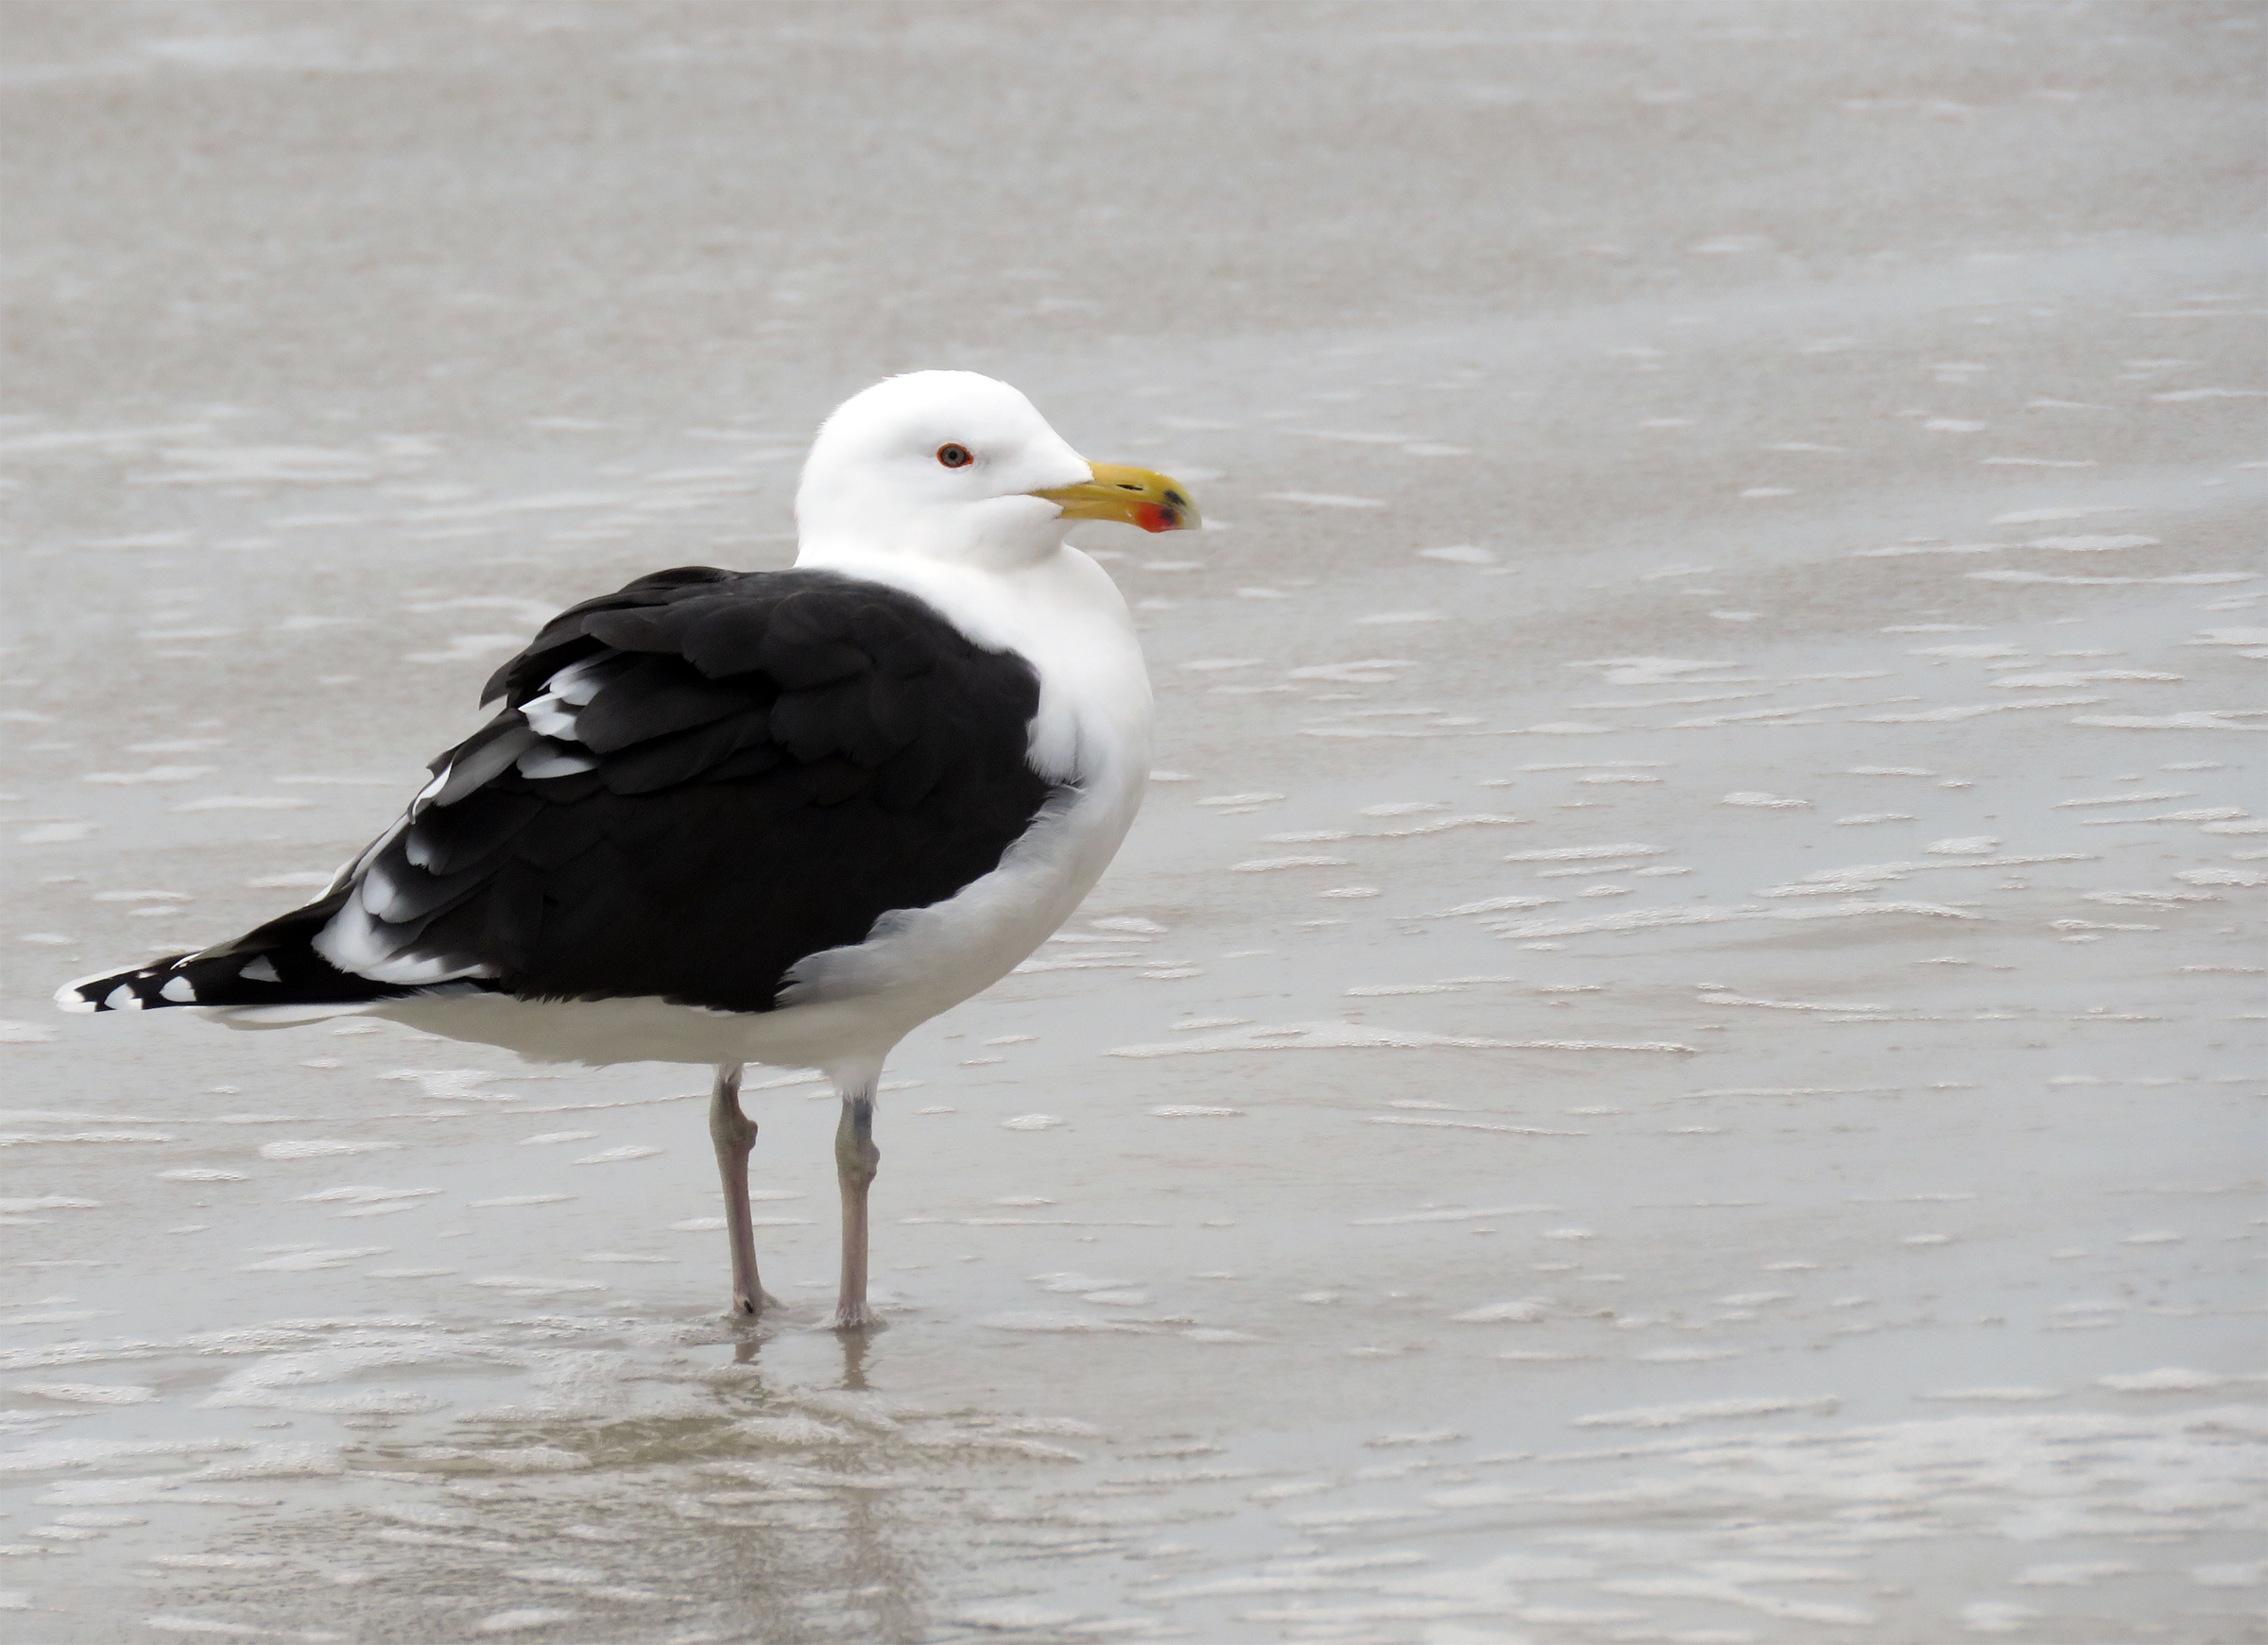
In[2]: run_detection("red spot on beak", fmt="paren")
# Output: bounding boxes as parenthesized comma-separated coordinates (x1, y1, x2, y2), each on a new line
(1135, 502, 1177, 534)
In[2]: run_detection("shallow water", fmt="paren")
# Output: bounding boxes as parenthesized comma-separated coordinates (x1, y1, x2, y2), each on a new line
(2, 4, 2262, 1641)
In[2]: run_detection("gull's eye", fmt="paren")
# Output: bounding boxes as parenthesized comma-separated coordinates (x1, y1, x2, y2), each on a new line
(936, 443, 973, 469)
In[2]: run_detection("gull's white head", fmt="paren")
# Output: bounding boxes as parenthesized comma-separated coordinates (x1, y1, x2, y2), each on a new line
(794, 369, 1197, 573)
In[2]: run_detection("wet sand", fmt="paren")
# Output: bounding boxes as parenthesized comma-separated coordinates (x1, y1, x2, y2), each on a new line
(2, 5, 2262, 1641)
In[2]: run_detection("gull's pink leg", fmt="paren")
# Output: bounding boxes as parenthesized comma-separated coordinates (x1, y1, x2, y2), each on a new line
(832, 1081, 881, 1329)
(709, 1063, 775, 1316)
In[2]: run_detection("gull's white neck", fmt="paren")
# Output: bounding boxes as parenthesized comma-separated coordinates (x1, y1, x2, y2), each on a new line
(795, 495, 1073, 574)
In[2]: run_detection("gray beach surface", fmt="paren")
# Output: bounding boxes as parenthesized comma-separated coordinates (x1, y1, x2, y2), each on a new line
(2, 4, 2261, 1640)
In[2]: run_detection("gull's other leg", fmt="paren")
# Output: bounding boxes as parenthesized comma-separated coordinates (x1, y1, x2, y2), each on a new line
(709, 1062, 775, 1316)
(832, 1074, 882, 1330)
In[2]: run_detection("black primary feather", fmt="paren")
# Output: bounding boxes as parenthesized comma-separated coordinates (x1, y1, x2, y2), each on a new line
(57, 891, 434, 1014)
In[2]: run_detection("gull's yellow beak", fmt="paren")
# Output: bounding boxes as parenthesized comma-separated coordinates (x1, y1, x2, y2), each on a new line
(1033, 462, 1200, 534)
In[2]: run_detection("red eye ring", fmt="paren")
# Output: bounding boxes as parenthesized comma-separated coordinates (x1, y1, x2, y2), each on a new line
(936, 443, 973, 469)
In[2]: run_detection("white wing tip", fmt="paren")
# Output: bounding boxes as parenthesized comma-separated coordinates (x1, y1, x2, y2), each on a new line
(55, 967, 145, 1013)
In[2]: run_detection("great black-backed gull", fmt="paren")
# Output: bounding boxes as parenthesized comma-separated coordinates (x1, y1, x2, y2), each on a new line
(58, 370, 1196, 1329)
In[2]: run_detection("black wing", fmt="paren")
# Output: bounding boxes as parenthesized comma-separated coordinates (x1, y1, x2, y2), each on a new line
(68, 567, 1057, 1020)
(381, 565, 1056, 1010)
